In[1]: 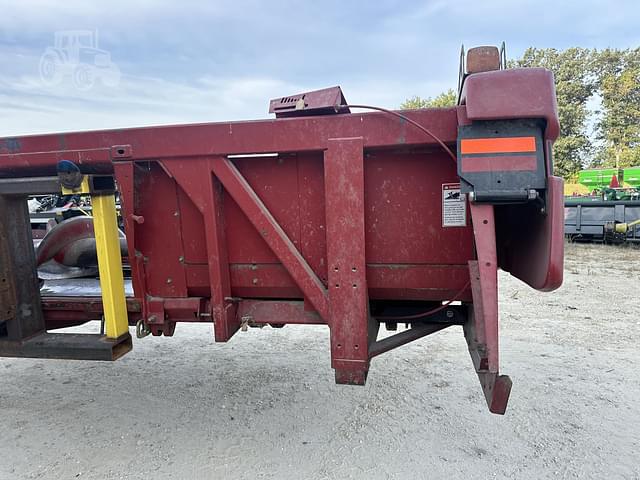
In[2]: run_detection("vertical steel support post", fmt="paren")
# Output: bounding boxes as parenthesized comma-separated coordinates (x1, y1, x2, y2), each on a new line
(466, 203, 511, 414)
(204, 161, 238, 342)
(324, 137, 375, 385)
(0, 194, 46, 340)
(63, 176, 129, 340)
(92, 193, 130, 339)
(113, 162, 147, 304)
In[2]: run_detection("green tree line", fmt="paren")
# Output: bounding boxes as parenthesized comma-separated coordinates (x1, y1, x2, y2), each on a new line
(401, 48, 640, 179)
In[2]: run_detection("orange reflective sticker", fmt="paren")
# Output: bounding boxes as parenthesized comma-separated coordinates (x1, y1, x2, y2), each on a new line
(460, 136, 536, 154)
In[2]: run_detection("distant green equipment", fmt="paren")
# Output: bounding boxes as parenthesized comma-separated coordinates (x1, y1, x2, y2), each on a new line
(565, 166, 640, 243)
(577, 168, 621, 190)
(577, 167, 640, 190)
(624, 167, 640, 188)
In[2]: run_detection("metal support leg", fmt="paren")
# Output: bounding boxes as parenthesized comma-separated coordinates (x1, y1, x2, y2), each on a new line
(91, 193, 130, 339)
(466, 203, 512, 414)
(325, 137, 375, 385)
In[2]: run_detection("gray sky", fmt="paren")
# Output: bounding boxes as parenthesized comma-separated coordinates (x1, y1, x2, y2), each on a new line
(1, 0, 638, 136)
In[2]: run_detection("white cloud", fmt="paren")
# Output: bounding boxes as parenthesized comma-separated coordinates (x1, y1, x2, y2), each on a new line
(0, 70, 301, 135)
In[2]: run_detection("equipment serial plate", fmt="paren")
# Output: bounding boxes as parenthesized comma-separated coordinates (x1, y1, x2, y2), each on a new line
(442, 183, 466, 227)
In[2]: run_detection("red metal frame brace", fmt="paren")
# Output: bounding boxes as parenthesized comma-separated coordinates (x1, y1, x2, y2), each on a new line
(324, 137, 376, 384)
(466, 203, 512, 414)
(211, 157, 329, 320)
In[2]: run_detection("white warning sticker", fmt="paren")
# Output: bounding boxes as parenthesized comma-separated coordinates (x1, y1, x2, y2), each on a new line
(442, 183, 466, 227)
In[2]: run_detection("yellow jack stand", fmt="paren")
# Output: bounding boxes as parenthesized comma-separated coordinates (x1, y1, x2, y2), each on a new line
(62, 176, 130, 341)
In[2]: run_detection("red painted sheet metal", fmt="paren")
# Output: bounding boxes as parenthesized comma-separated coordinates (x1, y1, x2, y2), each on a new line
(364, 151, 473, 264)
(181, 262, 472, 302)
(460, 155, 538, 173)
(499, 175, 564, 291)
(115, 150, 473, 304)
(106, 144, 473, 306)
(460, 68, 560, 142)
(212, 157, 330, 320)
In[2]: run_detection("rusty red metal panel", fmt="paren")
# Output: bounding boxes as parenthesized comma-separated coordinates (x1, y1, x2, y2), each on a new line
(127, 162, 188, 298)
(179, 260, 473, 302)
(176, 187, 208, 266)
(366, 264, 472, 301)
(297, 152, 328, 283)
(211, 157, 330, 320)
(364, 150, 473, 265)
(229, 264, 300, 298)
(224, 155, 302, 264)
(147, 158, 238, 340)
(324, 137, 372, 385)
(207, 262, 472, 302)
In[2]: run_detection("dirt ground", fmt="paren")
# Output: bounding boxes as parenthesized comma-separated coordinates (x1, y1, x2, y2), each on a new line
(1, 242, 639, 479)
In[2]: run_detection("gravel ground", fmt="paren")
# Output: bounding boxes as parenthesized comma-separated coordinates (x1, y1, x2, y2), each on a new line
(1, 243, 639, 479)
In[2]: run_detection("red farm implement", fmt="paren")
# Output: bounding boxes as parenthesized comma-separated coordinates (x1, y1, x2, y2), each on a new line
(0, 46, 563, 414)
